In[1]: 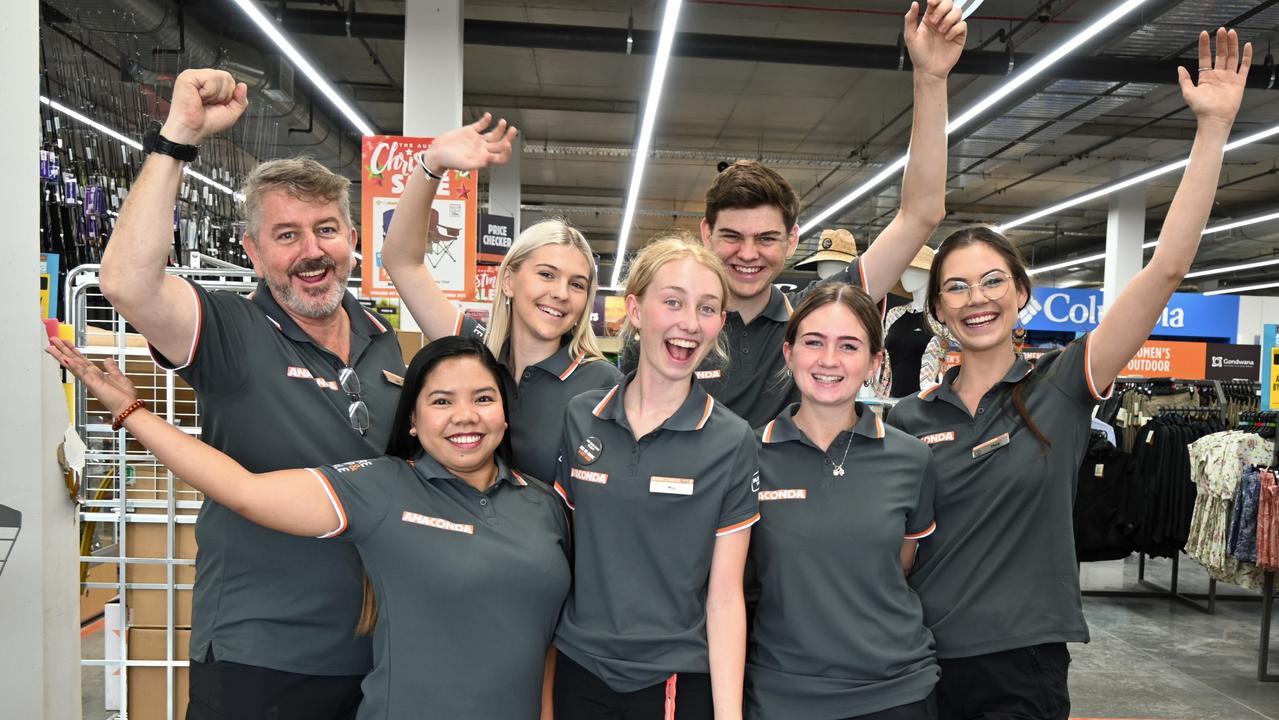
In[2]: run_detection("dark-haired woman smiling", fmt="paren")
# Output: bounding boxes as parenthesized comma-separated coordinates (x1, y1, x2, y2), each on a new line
(47, 335, 569, 720)
(886, 28, 1251, 720)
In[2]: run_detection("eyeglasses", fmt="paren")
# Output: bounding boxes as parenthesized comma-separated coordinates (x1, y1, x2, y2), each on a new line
(939, 271, 1012, 309)
(338, 367, 370, 436)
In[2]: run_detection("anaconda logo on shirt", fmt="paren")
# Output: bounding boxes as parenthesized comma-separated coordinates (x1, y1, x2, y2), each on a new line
(571, 467, 609, 484)
(334, 459, 375, 473)
(401, 511, 474, 535)
(758, 489, 807, 502)
(919, 431, 956, 445)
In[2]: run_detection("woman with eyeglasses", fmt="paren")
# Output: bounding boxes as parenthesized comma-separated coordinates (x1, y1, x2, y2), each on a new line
(747, 283, 940, 720)
(884, 29, 1250, 719)
(48, 335, 570, 720)
(381, 116, 621, 484)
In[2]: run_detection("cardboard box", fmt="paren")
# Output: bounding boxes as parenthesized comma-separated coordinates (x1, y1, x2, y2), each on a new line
(396, 329, 423, 366)
(127, 588, 192, 628)
(126, 627, 190, 720)
(126, 521, 197, 627)
(80, 561, 120, 624)
(125, 463, 201, 503)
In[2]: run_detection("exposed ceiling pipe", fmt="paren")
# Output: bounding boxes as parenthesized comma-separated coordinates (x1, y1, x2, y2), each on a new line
(231, 12, 1278, 90)
(523, 142, 885, 170)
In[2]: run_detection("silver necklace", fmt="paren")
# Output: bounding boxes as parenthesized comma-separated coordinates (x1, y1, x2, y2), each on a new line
(824, 432, 854, 477)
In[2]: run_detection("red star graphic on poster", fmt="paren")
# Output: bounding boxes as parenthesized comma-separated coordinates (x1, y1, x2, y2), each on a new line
(455, 184, 471, 200)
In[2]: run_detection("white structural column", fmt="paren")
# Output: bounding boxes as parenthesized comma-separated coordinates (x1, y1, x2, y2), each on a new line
(400, 0, 464, 331)
(0, 0, 80, 715)
(1103, 163, 1147, 307)
(488, 134, 522, 237)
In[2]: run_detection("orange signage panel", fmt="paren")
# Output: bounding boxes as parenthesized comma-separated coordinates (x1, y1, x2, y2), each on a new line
(1122, 340, 1206, 380)
(360, 135, 477, 300)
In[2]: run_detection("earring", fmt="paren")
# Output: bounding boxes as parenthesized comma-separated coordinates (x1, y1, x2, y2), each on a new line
(505, 295, 512, 310)
(409, 427, 417, 437)
(1012, 317, 1027, 351)
(863, 379, 871, 387)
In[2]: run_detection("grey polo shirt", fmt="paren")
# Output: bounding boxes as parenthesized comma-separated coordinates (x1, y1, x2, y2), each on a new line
(886, 333, 1111, 659)
(151, 279, 405, 675)
(313, 453, 570, 720)
(552, 375, 761, 692)
(453, 312, 622, 484)
(746, 403, 938, 720)
(621, 259, 869, 429)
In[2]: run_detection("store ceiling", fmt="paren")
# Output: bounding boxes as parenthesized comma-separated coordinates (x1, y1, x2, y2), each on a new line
(40, 0, 1279, 295)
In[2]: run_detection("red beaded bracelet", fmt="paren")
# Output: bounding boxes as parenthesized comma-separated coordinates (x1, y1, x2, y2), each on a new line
(111, 399, 146, 431)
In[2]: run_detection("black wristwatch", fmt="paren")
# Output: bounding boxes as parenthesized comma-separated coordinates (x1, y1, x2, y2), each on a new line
(143, 128, 199, 162)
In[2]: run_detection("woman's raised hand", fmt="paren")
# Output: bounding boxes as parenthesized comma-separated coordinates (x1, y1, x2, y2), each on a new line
(419, 113, 519, 175)
(46, 337, 139, 417)
(1179, 28, 1251, 132)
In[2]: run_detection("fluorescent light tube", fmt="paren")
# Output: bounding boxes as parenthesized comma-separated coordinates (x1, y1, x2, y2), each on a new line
(999, 122, 1279, 233)
(229, 0, 376, 137)
(799, 0, 1153, 236)
(1027, 252, 1107, 276)
(1204, 279, 1279, 295)
(1027, 207, 1279, 276)
(1187, 257, 1279, 279)
(611, 0, 684, 288)
(40, 96, 240, 198)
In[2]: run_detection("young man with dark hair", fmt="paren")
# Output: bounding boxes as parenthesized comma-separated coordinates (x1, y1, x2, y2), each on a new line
(691, 0, 967, 427)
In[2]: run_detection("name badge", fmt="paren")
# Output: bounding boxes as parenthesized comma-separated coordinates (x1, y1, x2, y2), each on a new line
(971, 432, 1010, 459)
(650, 476, 695, 495)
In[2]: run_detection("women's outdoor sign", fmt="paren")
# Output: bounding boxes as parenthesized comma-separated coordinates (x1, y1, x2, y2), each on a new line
(360, 135, 478, 300)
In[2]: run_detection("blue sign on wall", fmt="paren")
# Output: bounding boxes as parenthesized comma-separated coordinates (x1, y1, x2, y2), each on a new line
(1018, 287, 1239, 339)
(1264, 324, 1278, 411)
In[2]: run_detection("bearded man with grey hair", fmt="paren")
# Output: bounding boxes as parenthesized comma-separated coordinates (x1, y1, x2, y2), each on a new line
(100, 68, 405, 720)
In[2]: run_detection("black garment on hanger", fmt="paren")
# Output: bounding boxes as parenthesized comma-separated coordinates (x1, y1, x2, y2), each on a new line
(1074, 431, 1134, 562)
(885, 309, 931, 397)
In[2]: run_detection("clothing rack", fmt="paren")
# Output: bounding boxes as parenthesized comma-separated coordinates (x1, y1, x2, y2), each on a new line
(1086, 378, 1276, 679)
(1260, 436, 1278, 682)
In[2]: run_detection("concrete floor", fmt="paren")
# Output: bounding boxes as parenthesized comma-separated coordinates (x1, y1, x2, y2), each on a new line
(80, 555, 1279, 719)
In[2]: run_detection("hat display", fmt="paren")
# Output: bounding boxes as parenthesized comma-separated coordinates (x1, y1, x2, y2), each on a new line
(890, 245, 937, 298)
(795, 228, 858, 269)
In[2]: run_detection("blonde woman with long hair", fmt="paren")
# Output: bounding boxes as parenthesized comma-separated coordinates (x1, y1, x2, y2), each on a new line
(382, 115, 620, 483)
(552, 235, 758, 720)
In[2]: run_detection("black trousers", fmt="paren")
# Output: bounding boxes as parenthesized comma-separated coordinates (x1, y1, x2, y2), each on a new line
(554, 653, 713, 720)
(838, 691, 938, 720)
(936, 644, 1070, 720)
(187, 651, 364, 720)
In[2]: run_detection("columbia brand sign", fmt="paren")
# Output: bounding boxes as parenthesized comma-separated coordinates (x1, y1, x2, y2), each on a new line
(1019, 288, 1239, 339)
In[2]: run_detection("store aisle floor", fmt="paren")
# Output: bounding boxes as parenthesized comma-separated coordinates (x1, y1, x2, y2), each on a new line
(1075, 556, 1279, 719)
(80, 555, 1278, 719)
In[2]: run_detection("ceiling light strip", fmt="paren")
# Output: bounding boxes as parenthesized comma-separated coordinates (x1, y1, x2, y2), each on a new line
(1204, 279, 1279, 296)
(229, 0, 376, 136)
(1028, 207, 1279, 277)
(999, 120, 1279, 234)
(798, 0, 1153, 236)
(610, 0, 685, 288)
(40, 96, 240, 198)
